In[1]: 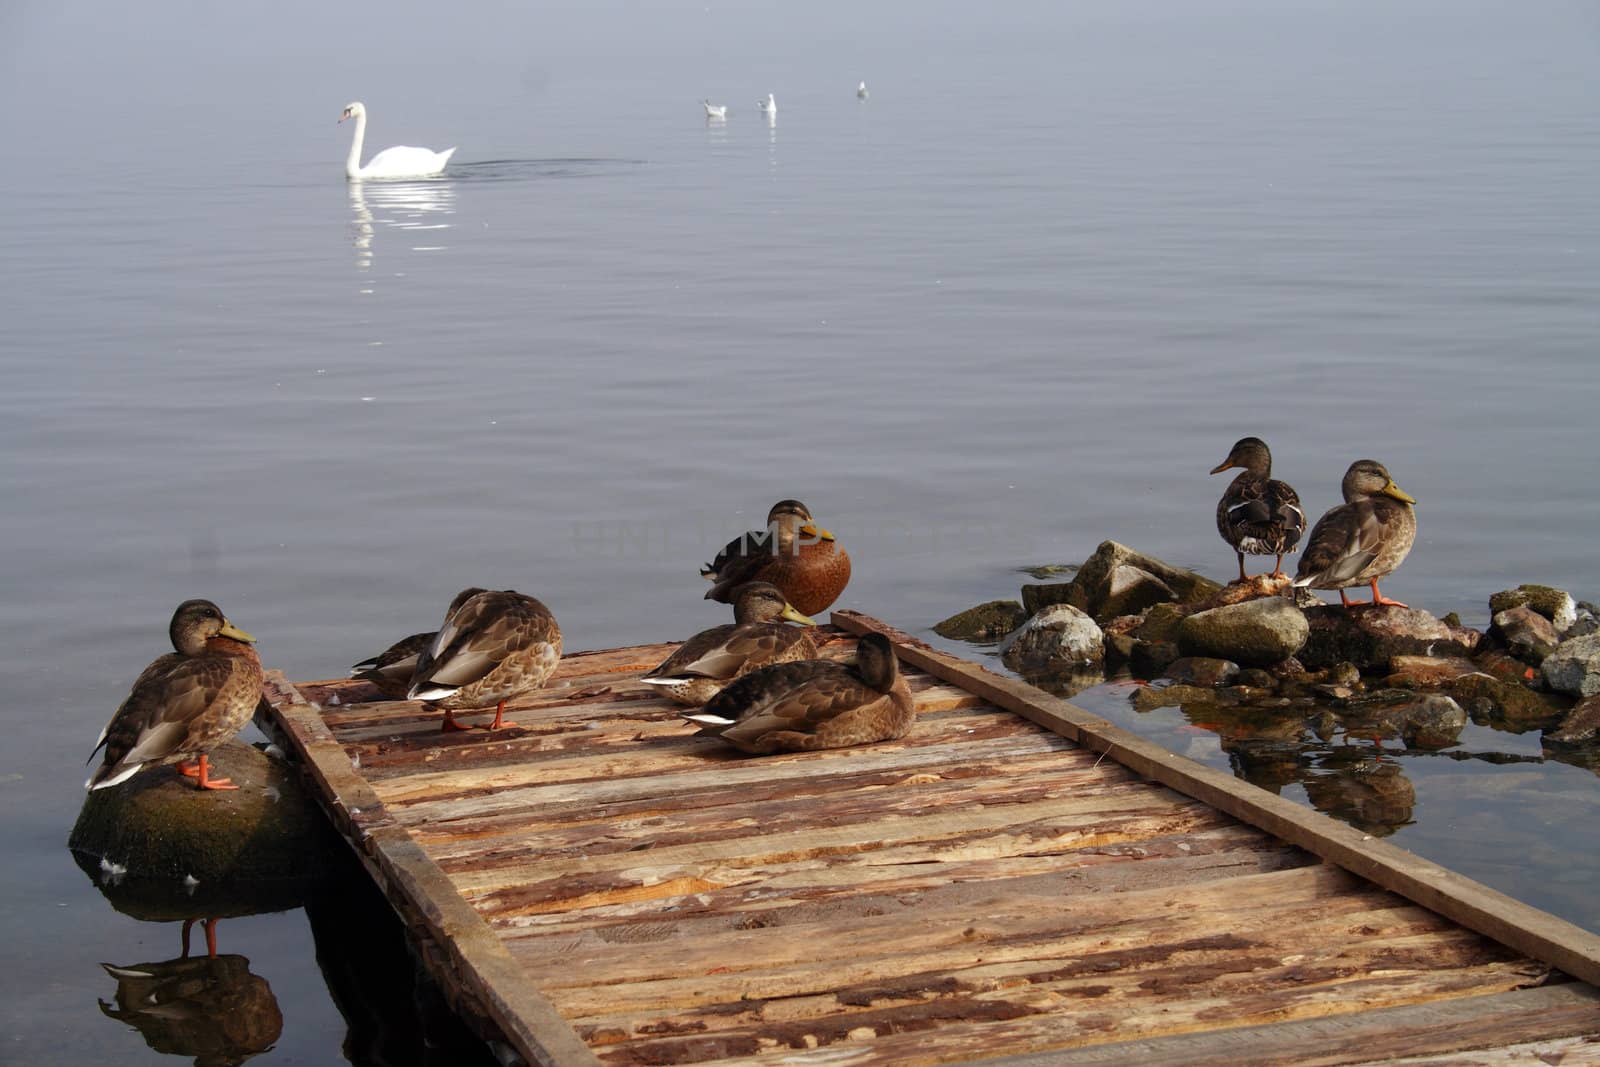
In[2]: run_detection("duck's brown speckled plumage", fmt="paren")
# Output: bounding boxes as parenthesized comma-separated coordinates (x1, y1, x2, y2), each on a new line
(642, 582, 818, 705)
(1294, 459, 1417, 608)
(688, 632, 913, 754)
(408, 589, 562, 730)
(1210, 437, 1305, 582)
(701, 500, 851, 617)
(350, 587, 486, 698)
(87, 600, 264, 791)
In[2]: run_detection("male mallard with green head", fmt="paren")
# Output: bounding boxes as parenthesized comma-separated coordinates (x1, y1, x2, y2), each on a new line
(1293, 459, 1417, 608)
(641, 582, 818, 706)
(407, 589, 562, 732)
(349, 587, 486, 698)
(701, 499, 851, 617)
(1209, 436, 1306, 581)
(684, 632, 913, 754)
(87, 600, 263, 791)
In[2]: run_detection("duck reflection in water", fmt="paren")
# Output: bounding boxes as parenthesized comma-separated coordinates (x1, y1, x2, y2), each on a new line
(99, 941, 282, 1067)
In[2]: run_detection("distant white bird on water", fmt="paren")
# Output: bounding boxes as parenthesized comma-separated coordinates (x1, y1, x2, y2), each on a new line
(338, 101, 456, 180)
(857, 81, 869, 99)
(758, 93, 777, 116)
(703, 99, 728, 120)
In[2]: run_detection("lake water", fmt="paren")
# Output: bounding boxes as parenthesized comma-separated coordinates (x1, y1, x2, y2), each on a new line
(3, 0, 1598, 1062)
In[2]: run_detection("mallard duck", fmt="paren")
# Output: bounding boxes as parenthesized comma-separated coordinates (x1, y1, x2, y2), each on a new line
(701, 499, 851, 616)
(640, 582, 818, 705)
(349, 587, 486, 698)
(684, 632, 913, 754)
(407, 589, 561, 732)
(1293, 459, 1417, 608)
(86, 600, 263, 791)
(1209, 436, 1306, 581)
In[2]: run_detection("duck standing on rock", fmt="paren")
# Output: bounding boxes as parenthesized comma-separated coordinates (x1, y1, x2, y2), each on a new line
(641, 582, 818, 706)
(407, 589, 562, 732)
(87, 600, 264, 791)
(1293, 459, 1417, 608)
(684, 632, 913, 754)
(701, 499, 851, 616)
(349, 587, 486, 698)
(1210, 436, 1306, 582)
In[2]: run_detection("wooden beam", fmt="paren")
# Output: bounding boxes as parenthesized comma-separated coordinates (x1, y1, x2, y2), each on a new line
(263, 672, 602, 1067)
(831, 611, 1600, 989)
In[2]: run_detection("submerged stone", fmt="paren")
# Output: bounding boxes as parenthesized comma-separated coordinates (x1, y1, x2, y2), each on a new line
(933, 600, 1027, 641)
(1547, 695, 1600, 746)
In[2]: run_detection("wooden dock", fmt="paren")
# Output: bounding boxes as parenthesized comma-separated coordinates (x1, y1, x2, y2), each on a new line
(261, 611, 1600, 1066)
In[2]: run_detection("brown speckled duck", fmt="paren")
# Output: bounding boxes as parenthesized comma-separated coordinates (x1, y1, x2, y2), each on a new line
(407, 589, 562, 732)
(684, 632, 913, 754)
(1293, 459, 1417, 608)
(349, 587, 486, 698)
(1209, 436, 1306, 581)
(640, 582, 818, 706)
(701, 499, 851, 617)
(86, 600, 263, 791)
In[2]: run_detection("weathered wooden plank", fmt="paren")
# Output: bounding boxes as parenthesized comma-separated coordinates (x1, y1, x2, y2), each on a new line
(571, 927, 1526, 1056)
(261, 672, 602, 1067)
(444, 787, 1221, 899)
(381, 730, 1082, 826)
(927, 984, 1600, 1067)
(485, 824, 1308, 939)
(424, 758, 1156, 870)
(833, 611, 1600, 990)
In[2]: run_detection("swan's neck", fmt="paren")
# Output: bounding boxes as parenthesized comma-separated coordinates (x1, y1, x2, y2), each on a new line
(345, 111, 368, 179)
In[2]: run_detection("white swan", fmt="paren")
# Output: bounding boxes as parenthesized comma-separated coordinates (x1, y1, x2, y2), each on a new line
(757, 93, 777, 116)
(857, 81, 869, 99)
(338, 102, 456, 180)
(703, 99, 727, 120)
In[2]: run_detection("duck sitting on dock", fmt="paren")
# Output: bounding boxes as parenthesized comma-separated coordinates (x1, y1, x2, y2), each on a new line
(701, 499, 851, 617)
(684, 632, 913, 754)
(87, 600, 263, 791)
(349, 587, 486, 698)
(1210, 436, 1306, 582)
(640, 582, 818, 706)
(407, 589, 562, 732)
(1293, 459, 1417, 608)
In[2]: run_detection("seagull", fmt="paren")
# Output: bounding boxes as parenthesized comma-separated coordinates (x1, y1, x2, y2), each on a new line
(758, 93, 777, 116)
(703, 99, 727, 120)
(857, 81, 869, 99)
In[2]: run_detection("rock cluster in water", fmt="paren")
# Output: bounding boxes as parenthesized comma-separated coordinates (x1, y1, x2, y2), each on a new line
(934, 543, 1600, 771)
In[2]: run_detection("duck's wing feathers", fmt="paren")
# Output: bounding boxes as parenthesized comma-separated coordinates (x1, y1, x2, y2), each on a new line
(696, 661, 875, 744)
(351, 631, 433, 674)
(1296, 500, 1389, 586)
(414, 593, 556, 690)
(92, 657, 246, 779)
(649, 623, 806, 681)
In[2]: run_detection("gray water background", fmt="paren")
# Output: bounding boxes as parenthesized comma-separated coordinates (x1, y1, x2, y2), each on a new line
(2, 1, 1597, 1062)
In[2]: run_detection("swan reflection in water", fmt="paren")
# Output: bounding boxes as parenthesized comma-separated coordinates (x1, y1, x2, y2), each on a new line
(99, 938, 283, 1067)
(347, 177, 456, 272)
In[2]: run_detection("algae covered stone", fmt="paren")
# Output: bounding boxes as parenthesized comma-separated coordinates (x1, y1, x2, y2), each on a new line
(933, 600, 1027, 641)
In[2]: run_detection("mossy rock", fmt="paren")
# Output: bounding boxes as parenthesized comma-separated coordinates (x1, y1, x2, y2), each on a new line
(1489, 585, 1577, 632)
(933, 600, 1027, 641)
(69, 741, 340, 892)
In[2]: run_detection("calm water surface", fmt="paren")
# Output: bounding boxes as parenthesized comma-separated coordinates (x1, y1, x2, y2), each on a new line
(3, 1, 1598, 1062)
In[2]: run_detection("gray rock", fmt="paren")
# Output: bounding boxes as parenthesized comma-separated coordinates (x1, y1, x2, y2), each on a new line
(1298, 605, 1474, 673)
(1176, 597, 1309, 667)
(1032, 542, 1221, 624)
(1491, 605, 1560, 664)
(1546, 695, 1600, 746)
(1164, 657, 1241, 688)
(1489, 584, 1578, 634)
(1542, 633, 1600, 698)
(1000, 604, 1105, 674)
(933, 600, 1027, 641)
